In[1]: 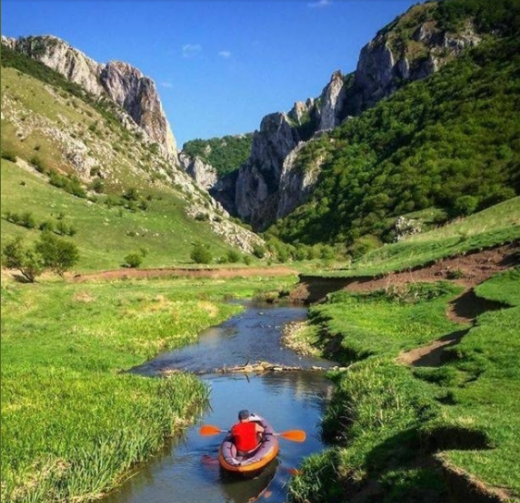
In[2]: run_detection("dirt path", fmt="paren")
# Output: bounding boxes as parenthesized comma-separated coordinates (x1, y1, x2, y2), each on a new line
(72, 266, 298, 282)
(399, 286, 511, 367)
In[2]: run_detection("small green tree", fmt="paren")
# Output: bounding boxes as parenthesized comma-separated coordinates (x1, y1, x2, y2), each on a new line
(35, 232, 80, 277)
(190, 242, 212, 264)
(2, 238, 44, 282)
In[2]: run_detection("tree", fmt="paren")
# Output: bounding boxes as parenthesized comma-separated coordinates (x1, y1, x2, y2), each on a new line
(190, 242, 212, 264)
(34, 232, 80, 277)
(2, 238, 44, 282)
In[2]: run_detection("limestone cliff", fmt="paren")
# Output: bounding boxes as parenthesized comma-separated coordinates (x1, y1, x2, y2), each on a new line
(214, 1, 485, 230)
(1, 35, 177, 157)
(234, 113, 300, 229)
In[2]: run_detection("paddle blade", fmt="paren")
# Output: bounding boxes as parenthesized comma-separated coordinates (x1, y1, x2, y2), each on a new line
(199, 425, 224, 436)
(279, 430, 306, 442)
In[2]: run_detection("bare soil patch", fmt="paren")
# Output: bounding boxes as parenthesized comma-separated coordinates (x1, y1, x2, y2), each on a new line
(72, 266, 298, 283)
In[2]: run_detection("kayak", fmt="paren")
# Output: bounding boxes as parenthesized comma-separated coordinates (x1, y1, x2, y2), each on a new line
(218, 415, 279, 474)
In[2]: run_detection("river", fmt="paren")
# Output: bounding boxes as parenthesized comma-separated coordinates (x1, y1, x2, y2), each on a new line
(104, 302, 335, 503)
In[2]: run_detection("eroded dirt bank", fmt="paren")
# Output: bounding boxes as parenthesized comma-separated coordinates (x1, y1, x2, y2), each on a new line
(291, 242, 519, 304)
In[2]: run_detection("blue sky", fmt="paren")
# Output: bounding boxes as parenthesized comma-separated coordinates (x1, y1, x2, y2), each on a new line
(2, 0, 421, 147)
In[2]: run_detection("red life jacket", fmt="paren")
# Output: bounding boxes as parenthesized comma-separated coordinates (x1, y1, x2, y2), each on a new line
(232, 422, 259, 452)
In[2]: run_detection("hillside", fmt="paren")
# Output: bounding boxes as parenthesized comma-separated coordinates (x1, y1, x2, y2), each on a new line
(1, 47, 263, 269)
(273, 33, 520, 248)
(210, 0, 520, 232)
(182, 134, 253, 178)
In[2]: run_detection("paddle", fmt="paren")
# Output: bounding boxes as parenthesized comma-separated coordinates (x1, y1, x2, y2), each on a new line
(199, 425, 306, 442)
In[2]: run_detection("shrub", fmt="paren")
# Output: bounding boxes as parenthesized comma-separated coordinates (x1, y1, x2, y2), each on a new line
(243, 255, 252, 265)
(1, 150, 17, 162)
(320, 245, 335, 260)
(4, 211, 21, 224)
(35, 232, 80, 277)
(30, 155, 46, 173)
(252, 243, 266, 259)
(2, 238, 44, 282)
(349, 236, 381, 260)
(451, 195, 479, 217)
(55, 220, 68, 236)
(190, 242, 212, 264)
(90, 178, 104, 193)
(226, 249, 241, 263)
(123, 187, 139, 201)
(20, 212, 36, 229)
(39, 220, 54, 232)
(123, 253, 143, 268)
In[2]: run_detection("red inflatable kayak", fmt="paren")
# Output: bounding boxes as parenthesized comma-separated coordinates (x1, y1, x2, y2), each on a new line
(218, 415, 279, 474)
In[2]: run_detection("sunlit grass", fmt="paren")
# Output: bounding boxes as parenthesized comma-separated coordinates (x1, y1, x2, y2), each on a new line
(1, 275, 296, 502)
(289, 271, 520, 501)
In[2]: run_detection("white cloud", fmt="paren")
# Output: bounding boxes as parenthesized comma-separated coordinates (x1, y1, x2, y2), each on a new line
(160, 81, 173, 88)
(182, 44, 202, 58)
(218, 50, 231, 59)
(308, 0, 331, 8)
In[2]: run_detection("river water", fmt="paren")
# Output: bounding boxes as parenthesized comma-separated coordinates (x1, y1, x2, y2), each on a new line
(105, 303, 335, 503)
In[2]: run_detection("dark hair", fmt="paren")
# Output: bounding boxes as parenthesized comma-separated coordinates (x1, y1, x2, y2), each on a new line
(238, 409, 250, 420)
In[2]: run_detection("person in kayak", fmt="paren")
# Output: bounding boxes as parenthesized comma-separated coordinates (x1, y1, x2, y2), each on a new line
(231, 410, 265, 455)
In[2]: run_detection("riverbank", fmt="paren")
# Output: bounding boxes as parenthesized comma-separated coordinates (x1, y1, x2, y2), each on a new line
(1, 275, 297, 503)
(286, 270, 520, 502)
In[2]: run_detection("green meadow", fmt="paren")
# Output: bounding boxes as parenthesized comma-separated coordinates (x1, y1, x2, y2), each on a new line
(1, 275, 297, 502)
(289, 270, 520, 502)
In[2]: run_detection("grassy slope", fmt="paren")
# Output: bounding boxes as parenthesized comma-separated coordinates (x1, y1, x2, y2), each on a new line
(1, 275, 296, 502)
(1, 65, 242, 270)
(310, 197, 520, 277)
(290, 272, 520, 502)
(1, 160, 233, 270)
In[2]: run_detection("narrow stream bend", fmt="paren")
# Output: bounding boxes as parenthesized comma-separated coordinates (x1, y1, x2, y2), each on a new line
(105, 303, 336, 503)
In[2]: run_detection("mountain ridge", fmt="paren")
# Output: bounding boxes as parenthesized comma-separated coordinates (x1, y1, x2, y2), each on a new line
(1, 34, 178, 158)
(211, 0, 515, 231)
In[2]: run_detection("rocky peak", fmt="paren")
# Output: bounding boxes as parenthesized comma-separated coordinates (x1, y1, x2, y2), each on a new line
(288, 99, 314, 125)
(2, 35, 178, 157)
(318, 70, 347, 130)
(348, 18, 482, 114)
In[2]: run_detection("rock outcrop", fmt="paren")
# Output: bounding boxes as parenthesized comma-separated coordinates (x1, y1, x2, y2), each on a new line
(1, 35, 177, 157)
(178, 153, 218, 191)
(318, 71, 347, 131)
